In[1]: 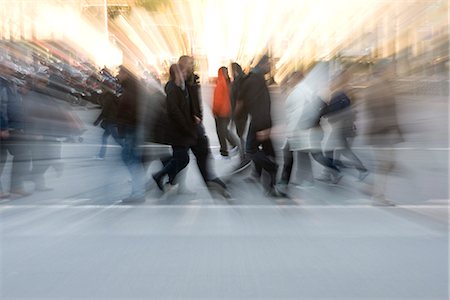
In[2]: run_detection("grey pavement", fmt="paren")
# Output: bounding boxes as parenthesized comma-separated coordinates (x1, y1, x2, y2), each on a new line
(0, 87, 448, 299)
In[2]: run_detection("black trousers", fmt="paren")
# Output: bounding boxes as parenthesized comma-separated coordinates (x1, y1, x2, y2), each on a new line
(246, 123, 278, 187)
(190, 124, 215, 183)
(155, 146, 190, 184)
(214, 117, 238, 156)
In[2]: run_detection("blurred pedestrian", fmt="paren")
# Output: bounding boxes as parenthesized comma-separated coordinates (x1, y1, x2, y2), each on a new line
(285, 63, 342, 187)
(236, 55, 285, 197)
(364, 62, 403, 206)
(23, 73, 68, 192)
(93, 83, 120, 160)
(177, 55, 230, 198)
(279, 71, 304, 187)
(0, 61, 31, 198)
(152, 64, 197, 194)
(321, 69, 368, 181)
(212, 66, 239, 159)
(116, 66, 146, 203)
(230, 62, 248, 160)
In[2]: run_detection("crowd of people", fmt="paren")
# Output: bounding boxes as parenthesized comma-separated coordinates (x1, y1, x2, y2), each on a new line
(0, 53, 403, 205)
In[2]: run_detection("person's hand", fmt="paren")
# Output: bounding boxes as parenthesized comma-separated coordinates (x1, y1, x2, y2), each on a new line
(0, 130, 10, 139)
(256, 129, 271, 141)
(194, 116, 202, 124)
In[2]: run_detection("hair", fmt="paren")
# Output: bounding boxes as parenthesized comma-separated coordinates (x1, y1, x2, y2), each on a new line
(178, 55, 193, 67)
(168, 64, 179, 81)
(218, 66, 227, 75)
(231, 62, 243, 77)
(118, 65, 136, 79)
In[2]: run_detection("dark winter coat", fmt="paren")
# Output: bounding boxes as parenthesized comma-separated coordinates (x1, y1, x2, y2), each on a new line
(164, 80, 197, 147)
(238, 70, 272, 132)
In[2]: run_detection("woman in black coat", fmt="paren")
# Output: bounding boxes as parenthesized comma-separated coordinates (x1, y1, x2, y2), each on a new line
(152, 64, 197, 192)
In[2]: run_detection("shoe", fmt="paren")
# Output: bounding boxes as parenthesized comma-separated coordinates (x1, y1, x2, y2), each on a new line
(10, 189, 32, 197)
(207, 180, 231, 198)
(152, 173, 165, 191)
(316, 174, 332, 183)
(277, 180, 288, 189)
(330, 173, 343, 184)
(0, 192, 10, 199)
(357, 170, 369, 182)
(164, 183, 179, 196)
(266, 187, 288, 198)
(231, 158, 252, 174)
(229, 146, 239, 157)
(92, 156, 105, 161)
(122, 195, 146, 204)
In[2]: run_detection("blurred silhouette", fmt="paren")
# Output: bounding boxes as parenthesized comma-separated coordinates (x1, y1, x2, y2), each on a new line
(116, 66, 146, 204)
(320, 69, 368, 182)
(22, 74, 68, 192)
(285, 63, 342, 187)
(236, 55, 285, 197)
(178, 55, 230, 198)
(151, 63, 196, 195)
(363, 62, 404, 206)
(0, 61, 31, 198)
(92, 83, 120, 160)
(279, 71, 304, 187)
(230, 62, 248, 161)
(212, 66, 239, 159)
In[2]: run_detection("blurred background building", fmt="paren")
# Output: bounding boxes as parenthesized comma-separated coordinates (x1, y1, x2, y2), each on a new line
(0, 0, 447, 89)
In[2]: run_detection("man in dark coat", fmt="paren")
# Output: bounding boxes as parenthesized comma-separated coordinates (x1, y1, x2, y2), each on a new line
(93, 84, 120, 159)
(237, 55, 285, 197)
(177, 55, 230, 198)
(152, 64, 197, 193)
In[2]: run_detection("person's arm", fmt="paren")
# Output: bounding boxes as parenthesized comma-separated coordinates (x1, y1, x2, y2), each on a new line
(93, 110, 104, 126)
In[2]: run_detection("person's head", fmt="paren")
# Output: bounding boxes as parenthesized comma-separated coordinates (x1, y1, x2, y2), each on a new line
(218, 66, 229, 81)
(117, 65, 132, 84)
(178, 55, 194, 75)
(230, 62, 243, 80)
(169, 63, 185, 87)
(255, 55, 271, 74)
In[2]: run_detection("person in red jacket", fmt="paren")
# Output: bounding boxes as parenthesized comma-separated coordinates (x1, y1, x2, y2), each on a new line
(212, 67, 239, 159)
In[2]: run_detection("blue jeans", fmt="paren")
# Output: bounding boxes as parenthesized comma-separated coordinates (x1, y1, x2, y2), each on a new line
(98, 123, 120, 158)
(121, 127, 145, 198)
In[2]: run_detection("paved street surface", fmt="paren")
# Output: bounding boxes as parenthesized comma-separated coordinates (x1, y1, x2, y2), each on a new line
(0, 86, 448, 299)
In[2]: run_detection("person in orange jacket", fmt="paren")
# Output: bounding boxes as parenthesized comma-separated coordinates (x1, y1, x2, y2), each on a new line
(212, 67, 239, 158)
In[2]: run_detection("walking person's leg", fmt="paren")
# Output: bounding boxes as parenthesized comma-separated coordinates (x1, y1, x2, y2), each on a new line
(121, 128, 145, 202)
(224, 118, 239, 152)
(235, 116, 248, 160)
(9, 141, 31, 195)
(215, 117, 230, 157)
(0, 143, 9, 197)
(98, 125, 112, 159)
(280, 141, 293, 185)
(311, 151, 342, 184)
